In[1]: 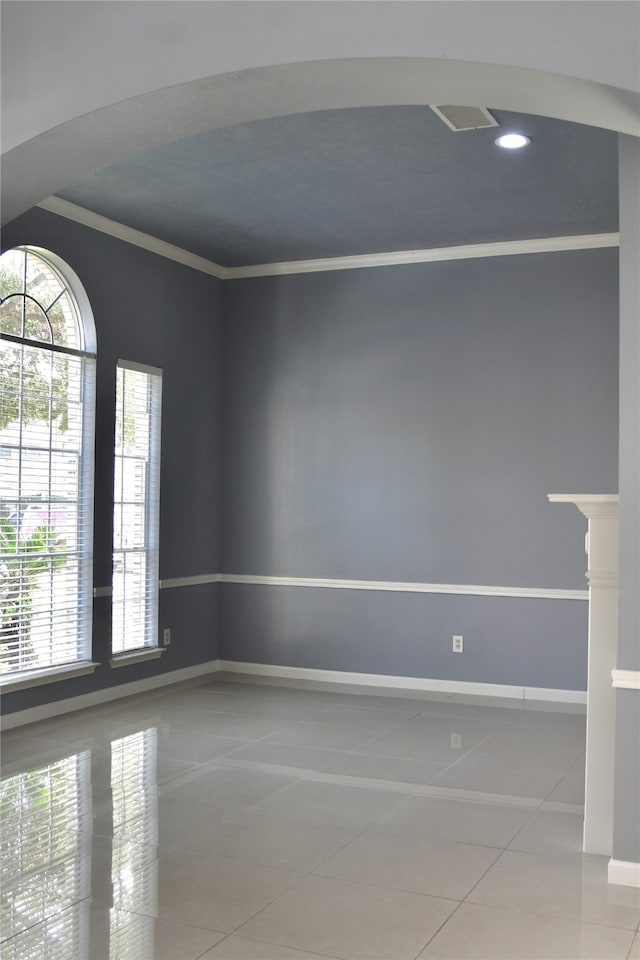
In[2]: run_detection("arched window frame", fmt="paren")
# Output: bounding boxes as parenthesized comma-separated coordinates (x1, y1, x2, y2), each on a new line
(0, 246, 98, 688)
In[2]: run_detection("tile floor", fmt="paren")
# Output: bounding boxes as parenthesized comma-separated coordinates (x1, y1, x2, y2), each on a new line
(1, 673, 639, 959)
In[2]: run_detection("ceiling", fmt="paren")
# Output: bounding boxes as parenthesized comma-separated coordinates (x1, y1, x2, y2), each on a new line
(57, 106, 618, 268)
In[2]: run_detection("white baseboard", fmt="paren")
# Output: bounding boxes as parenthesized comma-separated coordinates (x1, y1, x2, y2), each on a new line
(523, 685, 587, 704)
(0, 660, 220, 730)
(608, 858, 640, 888)
(217, 660, 587, 704)
(1, 657, 587, 730)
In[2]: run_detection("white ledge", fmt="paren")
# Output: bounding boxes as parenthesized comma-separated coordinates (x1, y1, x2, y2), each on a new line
(220, 573, 588, 601)
(160, 574, 222, 589)
(548, 494, 619, 520)
(587, 573, 619, 589)
(611, 669, 640, 690)
(92, 573, 587, 600)
(0, 661, 100, 693)
(109, 648, 165, 668)
(95, 574, 222, 597)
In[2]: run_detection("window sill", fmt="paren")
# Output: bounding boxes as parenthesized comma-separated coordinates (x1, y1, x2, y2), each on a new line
(109, 648, 165, 669)
(0, 661, 100, 693)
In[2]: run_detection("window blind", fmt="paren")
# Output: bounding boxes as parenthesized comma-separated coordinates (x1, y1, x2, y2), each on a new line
(0, 248, 96, 679)
(112, 361, 162, 654)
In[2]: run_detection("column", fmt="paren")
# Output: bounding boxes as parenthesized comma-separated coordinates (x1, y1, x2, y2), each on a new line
(548, 494, 618, 856)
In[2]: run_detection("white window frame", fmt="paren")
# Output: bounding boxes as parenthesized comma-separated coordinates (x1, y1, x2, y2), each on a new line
(0, 246, 98, 691)
(111, 359, 163, 662)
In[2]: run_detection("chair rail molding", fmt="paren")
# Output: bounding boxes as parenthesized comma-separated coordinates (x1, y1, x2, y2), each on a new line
(548, 494, 619, 863)
(611, 669, 640, 690)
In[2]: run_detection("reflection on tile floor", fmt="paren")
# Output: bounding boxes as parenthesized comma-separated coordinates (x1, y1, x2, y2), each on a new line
(1, 674, 639, 959)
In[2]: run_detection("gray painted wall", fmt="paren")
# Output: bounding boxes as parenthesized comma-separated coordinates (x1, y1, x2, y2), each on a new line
(1, 208, 223, 714)
(221, 585, 588, 691)
(616, 136, 640, 674)
(613, 135, 640, 865)
(221, 249, 619, 688)
(0, 222, 621, 706)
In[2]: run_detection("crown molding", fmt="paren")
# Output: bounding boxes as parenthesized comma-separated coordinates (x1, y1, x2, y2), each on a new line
(227, 232, 620, 279)
(36, 197, 228, 279)
(36, 197, 619, 281)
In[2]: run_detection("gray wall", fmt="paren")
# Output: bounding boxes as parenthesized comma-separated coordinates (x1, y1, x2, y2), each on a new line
(221, 249, 619, 689)
(613, 135, 640, 865)
(1, 222, 621, 710)
(1, 208, 223, 714)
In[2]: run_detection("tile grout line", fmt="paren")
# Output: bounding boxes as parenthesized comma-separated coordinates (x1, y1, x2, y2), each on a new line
(413, 897, 468, 958)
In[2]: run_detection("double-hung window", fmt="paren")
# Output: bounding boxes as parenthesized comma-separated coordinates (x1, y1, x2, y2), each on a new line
(112, 361, 162, 656)
(0, 247, 96, 682)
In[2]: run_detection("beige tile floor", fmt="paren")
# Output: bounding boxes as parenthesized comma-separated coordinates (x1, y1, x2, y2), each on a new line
(1, 673, 639, 960)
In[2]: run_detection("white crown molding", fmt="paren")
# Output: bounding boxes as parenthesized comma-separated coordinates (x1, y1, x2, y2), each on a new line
(608, 858, 640, 888)
(37, 197, 619, 281)
(611, 669, 640, 690)
(218, 659, 587, 704)
(219, 573, 588, 601)
(36, 197, 228, 279)
(227, 233, 620, 279)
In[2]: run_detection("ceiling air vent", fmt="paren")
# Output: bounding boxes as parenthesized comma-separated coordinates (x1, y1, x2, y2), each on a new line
(430, 105, 499, 132)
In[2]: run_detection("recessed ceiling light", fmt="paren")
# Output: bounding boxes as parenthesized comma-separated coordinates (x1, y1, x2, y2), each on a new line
(495, 133, 531, 150)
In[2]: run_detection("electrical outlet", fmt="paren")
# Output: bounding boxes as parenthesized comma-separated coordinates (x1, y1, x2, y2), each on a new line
(163, 627, 171, 646)
(450, 733, 462, 749)
(452, 635, 464, 653)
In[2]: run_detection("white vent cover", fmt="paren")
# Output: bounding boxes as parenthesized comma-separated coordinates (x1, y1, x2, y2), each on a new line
(430, 105, 499, 132)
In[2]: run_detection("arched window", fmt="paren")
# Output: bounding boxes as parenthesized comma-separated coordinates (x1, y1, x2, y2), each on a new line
(0, 247, 96, 680)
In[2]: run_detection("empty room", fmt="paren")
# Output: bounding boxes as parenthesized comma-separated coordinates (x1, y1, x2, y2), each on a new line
(1, 3, 639, 959)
